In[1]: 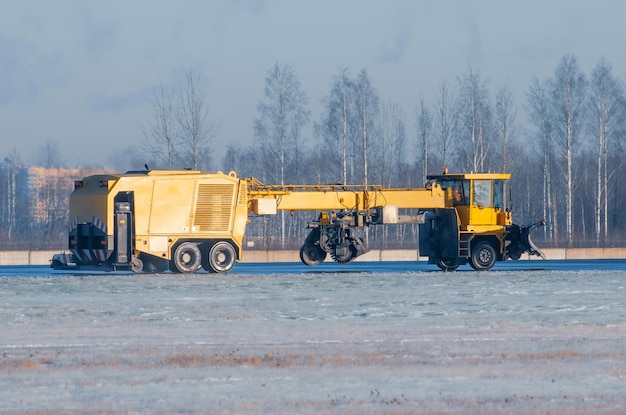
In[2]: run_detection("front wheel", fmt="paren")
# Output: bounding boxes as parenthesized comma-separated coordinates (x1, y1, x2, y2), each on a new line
(470, 241, 497, 271)
(204, 241, 237, 273)
(172, 242, 202, 273)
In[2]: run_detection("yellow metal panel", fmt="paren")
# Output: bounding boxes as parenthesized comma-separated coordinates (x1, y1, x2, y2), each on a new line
(469, 206, 497, 226)
(69, 175, 116, 229)
(274, 191, 362, 211)
(115, 177, 154, 236)
(238, 180, 247, 205)
(465, 225, 507, 239)
(149, 179, 195, 234)
(456, 206, 470, 227)
(367, 188, 445, 209)
(231, 183, 248, 258)
(149, 236, 169, 252)
(252, 185, 446, 212)
(70, 192, 108, 225)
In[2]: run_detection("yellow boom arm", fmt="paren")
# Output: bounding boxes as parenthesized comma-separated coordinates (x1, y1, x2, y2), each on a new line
(247, 181, 446, 215)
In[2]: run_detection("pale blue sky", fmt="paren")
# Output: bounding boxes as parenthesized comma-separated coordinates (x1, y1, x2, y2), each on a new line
(1, 0, 624, 168)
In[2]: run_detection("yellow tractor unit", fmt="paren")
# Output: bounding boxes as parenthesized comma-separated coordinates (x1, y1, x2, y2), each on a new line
(417, 171, 545, 271)
(248, 169, 545, 271)
(51, 168, 544, 273)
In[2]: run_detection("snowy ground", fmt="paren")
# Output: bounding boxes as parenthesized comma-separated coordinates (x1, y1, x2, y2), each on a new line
(2, 261, 626, 414)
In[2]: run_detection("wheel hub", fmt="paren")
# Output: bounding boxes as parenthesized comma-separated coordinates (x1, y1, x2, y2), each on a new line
(479, 249, 492, 263)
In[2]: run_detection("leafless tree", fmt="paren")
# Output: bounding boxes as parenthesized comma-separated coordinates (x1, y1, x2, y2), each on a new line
(378, 101, 406, 187)
(548, 54, 587, 246)
(316, 67, 355, 184)
(255, 62, 309, 185)
(142, 80, 178, 168)
(433, 81, 456, 169)
(0, 150, 21, 243)
(588, 59, 626, 243)
(354, 69, 379, 186)
(527, 76, 556, 241)
(415, 94, 432, 184)
(375, 100, 407, 246)
(494, 83, 516, 172)
(177, 69, 219, 171)
(254, 62, 310, 247)
(456, 67, 493, 172)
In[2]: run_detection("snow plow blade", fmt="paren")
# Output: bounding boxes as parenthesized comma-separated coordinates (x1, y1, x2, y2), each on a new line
(523, 220, 546, 259)
(506, 219, 547, 260)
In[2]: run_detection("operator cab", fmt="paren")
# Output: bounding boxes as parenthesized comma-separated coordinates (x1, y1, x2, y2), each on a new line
(427, 170, 512, 228)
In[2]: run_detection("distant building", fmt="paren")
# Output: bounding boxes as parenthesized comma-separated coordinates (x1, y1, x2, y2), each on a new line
(27, 167, 113, 223)
(0, 166, 113, 248)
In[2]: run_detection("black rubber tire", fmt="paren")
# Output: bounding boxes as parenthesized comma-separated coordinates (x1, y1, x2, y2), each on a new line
(142, 255, 168, 273)
(470, 241, 497, 271)
(436, 258, 459, 271)
(172, 242, 202, 273)
(204, 241, 237, 273)
(299, 243, 327, 266)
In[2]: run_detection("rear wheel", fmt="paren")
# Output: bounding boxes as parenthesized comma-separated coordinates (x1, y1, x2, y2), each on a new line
(299, 243, 327, 266)
(204, 241, 237, 273)
(470, 241, 497, 271)
(172, 242, 202, 273)
(436, 258, 459, 271)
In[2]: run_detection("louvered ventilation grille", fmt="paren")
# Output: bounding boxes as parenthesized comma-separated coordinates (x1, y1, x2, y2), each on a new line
(194, 184, 234, 232)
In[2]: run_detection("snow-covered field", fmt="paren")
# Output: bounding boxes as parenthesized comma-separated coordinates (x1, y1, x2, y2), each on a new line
(2, 261, 626, 414)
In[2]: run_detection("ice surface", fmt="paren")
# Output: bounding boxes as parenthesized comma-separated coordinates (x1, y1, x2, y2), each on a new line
(2, 262, 626, 414)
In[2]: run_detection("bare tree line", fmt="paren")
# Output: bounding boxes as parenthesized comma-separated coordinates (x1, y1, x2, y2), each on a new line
(1, 55, 625, 250)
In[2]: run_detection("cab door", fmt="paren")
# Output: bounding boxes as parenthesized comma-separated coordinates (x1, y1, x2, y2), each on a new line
(469, 180, 496, 226)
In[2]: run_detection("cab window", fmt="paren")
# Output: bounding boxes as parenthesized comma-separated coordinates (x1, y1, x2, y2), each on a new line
(493, 180, 504, 210)
(473, 180, 492, 207)
(442, 180, 469, 206)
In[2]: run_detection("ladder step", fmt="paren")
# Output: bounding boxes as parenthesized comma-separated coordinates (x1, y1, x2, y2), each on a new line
(459, 233, 471, 257)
